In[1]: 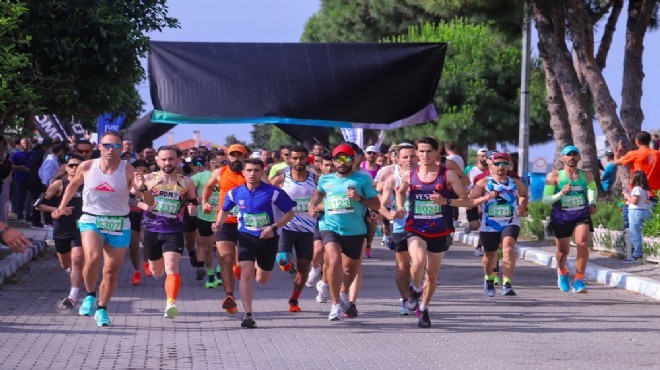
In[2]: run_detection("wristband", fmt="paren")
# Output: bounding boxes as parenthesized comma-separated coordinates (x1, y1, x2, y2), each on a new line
(188, 198, 199, 206)
(0, 225, 11, 237)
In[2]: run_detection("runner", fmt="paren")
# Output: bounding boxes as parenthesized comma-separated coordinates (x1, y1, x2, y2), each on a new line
(271, 145, 318, 312)
(213, 158, 296, 328)
(37, 155, 85, 308)
(470, 152, 528, 297)
(128, 160, 151, 285)
(183, 155, 206, 280)
(543, 145, 597, 293)
(466, 148, 489, 257)
(376, 142, 418, 315)
(309, 144, 380, 321)
(395, 137, 473, 328)
(54, 131, 149, 327)
(361, 145, 381, 258)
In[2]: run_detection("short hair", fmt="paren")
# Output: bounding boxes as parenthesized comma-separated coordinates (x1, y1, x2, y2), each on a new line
(132, 159, 148, 168)
(101, 130, 123, 142)
(290, 145, 309, 155)
(75, 140, 93, 148)
(157, 145, 181, 157)
(52, 145, 64, 154)
(414, 137, 440, 151)
(243, 158, 264, 169)
(279, 145, 292, 151)
(67, 155, 85, 163)
(322, 153, 333, 161)
(444, 141, 457, 151)
(635, 131, 651, 146)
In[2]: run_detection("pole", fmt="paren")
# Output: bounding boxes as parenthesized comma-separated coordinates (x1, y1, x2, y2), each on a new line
(518, 0, 532, 185)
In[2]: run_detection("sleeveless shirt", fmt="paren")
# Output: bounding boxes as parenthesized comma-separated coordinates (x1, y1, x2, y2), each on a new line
(404, 166, 454, 237)
(282, 170, 317, 233)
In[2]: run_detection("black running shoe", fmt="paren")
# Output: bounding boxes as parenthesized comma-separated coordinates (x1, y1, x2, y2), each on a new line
(343, 303, 358, 318)
(188, 249, 198, 268)
(418, 309, 431, 328)
(241, 314, 256, 328)
(195, 267, 205, 280)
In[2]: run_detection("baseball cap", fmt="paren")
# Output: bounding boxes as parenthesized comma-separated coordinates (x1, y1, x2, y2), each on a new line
(365, 145, 378, 154)
(491, 152, 510, 161)
(604, 149, 614, 156)
(477, 148, 488, 155)
(192, 156, 206, 167)
(486, 150, 497, 159)
(227, 144, 248, 155)
(561, 145, 580, 156)
(251, 151, 261, 159)
(332, 144, 356, 157)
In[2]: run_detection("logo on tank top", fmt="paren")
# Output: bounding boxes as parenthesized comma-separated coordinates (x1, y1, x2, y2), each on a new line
(94, 182, 115, 192)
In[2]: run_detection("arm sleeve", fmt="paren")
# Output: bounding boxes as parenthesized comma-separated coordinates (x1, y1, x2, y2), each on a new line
(587, 180, 597, 204)
(542, 184, 563, 205)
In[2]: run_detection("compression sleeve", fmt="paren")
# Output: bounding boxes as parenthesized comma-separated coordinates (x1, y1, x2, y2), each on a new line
(587, 181, 597, 204)
(542, 184, 563, 205)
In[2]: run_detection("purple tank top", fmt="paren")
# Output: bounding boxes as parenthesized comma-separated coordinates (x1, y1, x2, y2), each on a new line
(361, 162, 381, 179)
(142, 175, 186, 233)
(405, 167, 454, 237)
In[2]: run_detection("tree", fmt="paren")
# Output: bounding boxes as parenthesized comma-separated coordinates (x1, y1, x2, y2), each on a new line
(0, 0, 179, 133)
(225, 134, 248, 148)
(250, 124, 273, 149)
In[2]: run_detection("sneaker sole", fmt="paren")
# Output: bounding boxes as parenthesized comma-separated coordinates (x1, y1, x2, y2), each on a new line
(62, 299, 75, 309)
(572, 289, 588, 294)
(328, 316, 341, 321)
(221, 298, 237, 310)
(289, 306, 302, 313)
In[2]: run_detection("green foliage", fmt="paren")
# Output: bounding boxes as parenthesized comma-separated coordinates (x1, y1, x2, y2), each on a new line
(225, 134, 248, 148)
(520, 217, 545, 241)
(527, 200, 551, 221)
(642, 205, 660, 238)
(591, 200, 624, 230)
(269, 126, 298, 149)
(250, 124, 273, 149)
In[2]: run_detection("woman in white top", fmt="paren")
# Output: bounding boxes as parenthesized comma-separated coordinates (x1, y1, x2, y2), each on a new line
(623, 170, 653, 262)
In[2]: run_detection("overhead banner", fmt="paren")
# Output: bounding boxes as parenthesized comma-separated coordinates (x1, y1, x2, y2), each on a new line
(97, 114, 126, 139)
(33, 115, 85, 142)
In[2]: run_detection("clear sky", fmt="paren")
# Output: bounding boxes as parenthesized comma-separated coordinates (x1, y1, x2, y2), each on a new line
(140, 1, 658, 159)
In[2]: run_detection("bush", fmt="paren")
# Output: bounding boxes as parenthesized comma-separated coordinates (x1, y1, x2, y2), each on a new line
(527, 201, 551, 221)
(643, 205, 660, 238)
(591, 200, 624, 230)
(520, 217, 545, 241)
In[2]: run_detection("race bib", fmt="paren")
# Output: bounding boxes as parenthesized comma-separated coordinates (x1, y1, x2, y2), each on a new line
(96, 216, 124, 235)
(561, 194, 585, 210)
(487, 204, 512, 219)
(154, 197, 181, 218)
(293, 198, 311, 213)
(413, 200, 441, 220)
(326, 194, 354, 215)
(243, 212, 271, 231)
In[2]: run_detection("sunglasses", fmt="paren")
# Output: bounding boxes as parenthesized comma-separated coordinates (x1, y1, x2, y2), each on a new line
(564, 152, 579, 157)
(334, 155, 354, 164)
(67, 163, 80, 168)
(101, 143, 122, 150)
(493, 161, 509, 167)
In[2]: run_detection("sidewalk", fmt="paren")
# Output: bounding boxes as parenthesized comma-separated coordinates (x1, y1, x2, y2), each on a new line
(452, 229, 660, 301)
(0, 226, 50, 285)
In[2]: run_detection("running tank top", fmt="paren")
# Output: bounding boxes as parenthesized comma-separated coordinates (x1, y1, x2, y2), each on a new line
(53, 177, 83, 239)
(550, 169, 590, 224)
(392, 166, 408, 234)
(142, 173, 187, 233)
(282, 170, 317, 233)
(82, 159, 130, 216)
(480, 176, 520, 232)
(405, 167, 454, 237)
(217, 166, 246, 224)
(361, 162, 381, 179)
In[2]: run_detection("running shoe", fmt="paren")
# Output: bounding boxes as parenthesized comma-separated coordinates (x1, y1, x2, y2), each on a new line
(557, 272, 570, 292)
(78, 295, 96, 316)
(305, 266, 321, 287)
(623, 257, 641, 264)
(328, 303, 342, 321)
(279, 260, 294, 272)
(94, 308, 111, 327)
(417, 309, 431, 328)
(289, 299, 302, 313)
(572, 279, 588, 293)
(483, 277, 496, 297)
(315, 281, 329, 303)
(131, 271, 142, 285)
(343, 303, 358, 318)
(474, 246, 484, 257)
(406, 289, 422, 311)
(163, 303, 179, 319)
(195, 267, 205, 281)
(502, 282, 516, 296)
(215, 268, 223, 286)
(233, 265, 241, 280)
(400, 301, 413, 316)
(365, 247, 373, 258)
(222, 295, 238, 315)
(226, 306, 239, 315)
(241, 314, 257, 328)
(144, 263, 153, 277)
(205, 275, 216, 289)
(62, 297, 76, 310)
(339, 292, 351, 311)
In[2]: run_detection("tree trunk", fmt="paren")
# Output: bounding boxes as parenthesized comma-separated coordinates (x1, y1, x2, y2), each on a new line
(620, 0, 655, 140)
(595, 0, 624, 70)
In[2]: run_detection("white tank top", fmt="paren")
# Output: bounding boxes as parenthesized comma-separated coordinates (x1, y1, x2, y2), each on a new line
(282, 170, 317, 233)
(82, 159, 131, 216)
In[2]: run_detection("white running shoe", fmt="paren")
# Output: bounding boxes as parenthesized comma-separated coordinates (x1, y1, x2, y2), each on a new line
(339, 292, 351, 311)
(163, 303, 179, 319)
(315, 281, 329, 303)
(328, 303, 342, 321)
(305, 266, 321, 287)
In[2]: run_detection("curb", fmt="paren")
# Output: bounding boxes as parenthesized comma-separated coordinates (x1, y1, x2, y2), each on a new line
(452, 230, 660, 301)
(0, 240, 47, 285)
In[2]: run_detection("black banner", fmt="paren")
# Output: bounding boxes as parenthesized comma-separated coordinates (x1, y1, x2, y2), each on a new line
(33, 115, 86, 142)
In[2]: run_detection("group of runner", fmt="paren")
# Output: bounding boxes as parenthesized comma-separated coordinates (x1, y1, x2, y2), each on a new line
(46, 131, 598, 329)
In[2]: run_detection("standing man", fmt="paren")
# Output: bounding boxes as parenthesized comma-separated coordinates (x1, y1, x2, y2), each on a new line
(272, 145, 318, 312)
(395, 137, 473, 328)
(309, 144, 380, 321)
(600, 149, 616, 195)
(470, 152, 528, 297)
(613, 131, 659, 214)
(542, 145, 597, 294)
(141, 146, 197, 319)
(213, 158, 296, 328)
(10, 138, 33, 224)
(55, 131, 149, 327)
(122, 140, 138, 163)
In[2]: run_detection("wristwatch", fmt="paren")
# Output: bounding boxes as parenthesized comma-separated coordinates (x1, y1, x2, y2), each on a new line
(446, 199, 452, 206)
(270, 225, 278, 232)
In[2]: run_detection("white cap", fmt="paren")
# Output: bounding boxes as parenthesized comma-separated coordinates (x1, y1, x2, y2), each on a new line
(365, 145, 378, 153)
(251, 151, 261, 158)
(477, 148, 488, 154)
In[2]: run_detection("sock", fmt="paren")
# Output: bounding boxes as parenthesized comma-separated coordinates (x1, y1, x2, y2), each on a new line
(216, 265, 221, 273)
(165, 274, 181, 304)
(503, 277, 511, 285)
(207, 268, 215, 276)
(97, 305, 107, 310)
(226, 291, 234, 297)
(246, 312, 252, 317)
(69, 287, 80, 299)
(86, 291, 96, 298)
(413, 285, 422, 293)
(574, 272, 584, 280)
(419, 304, 427, 312)
(485, 274, 494, 281)
(559, 268, 568, 276)
(290, 289, 301, 301)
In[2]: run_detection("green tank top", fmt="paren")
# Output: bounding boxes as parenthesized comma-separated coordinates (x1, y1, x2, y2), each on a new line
(556, 169, 588, 211)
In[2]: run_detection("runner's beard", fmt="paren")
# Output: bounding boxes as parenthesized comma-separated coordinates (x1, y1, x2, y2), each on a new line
(479, 159, 487, 167)
(337, 164, 351, 174)
(229, 160, 243, 173)
(294, 164, 306, 172)
(162, 165, 175, 174)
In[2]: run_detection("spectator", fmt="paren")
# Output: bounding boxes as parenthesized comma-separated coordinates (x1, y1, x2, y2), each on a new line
(622, 170, 653, 263)
(142, 147, 156, 167)
(122, 140, 138, 163)
(601, 149, 616, 193)
(28, 139, 53, 228)
(9, 138, 33, 223)
(0, 136, 12, 223)
(444, 141, 465, 173)
(653, 133, 660, 150)
(39, 145, 64, 187)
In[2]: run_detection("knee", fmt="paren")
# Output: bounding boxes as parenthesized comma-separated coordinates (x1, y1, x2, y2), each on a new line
(220, 254, 235, 266)
(241, 266, 255, 280)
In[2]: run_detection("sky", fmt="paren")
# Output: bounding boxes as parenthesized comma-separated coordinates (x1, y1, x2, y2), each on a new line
(140, 1, 659, 160)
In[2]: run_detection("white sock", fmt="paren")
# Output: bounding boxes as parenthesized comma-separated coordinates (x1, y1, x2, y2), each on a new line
(413, 285, 422, 293)
(419, 304, 427, 312)
(69, 287, 80, 300)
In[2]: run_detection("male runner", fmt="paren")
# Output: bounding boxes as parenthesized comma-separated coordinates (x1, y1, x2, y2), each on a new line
(361, 145, 381, 258)
(470, 152, 528, 297)
(213, 158, 295, 328)
(543, 145, 597, 293)
(467, 148, 489, 257)
(55, 131, 149, 327)
(395, 137, 473, 328)
(309, 144, 379, 321)
(128, 160, 151, 284)
(141, 146, 197, 319)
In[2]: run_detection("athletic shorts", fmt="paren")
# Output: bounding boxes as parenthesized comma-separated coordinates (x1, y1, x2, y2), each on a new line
(143, 230, 185, 261)
(237, 232, 278, 272)
(479, 225, 520, 252)
(313, 223, 322, 241)
(390, 232, 408, 253)
(214, 222, 239, 243)
(466, 207, 480, 222)
(405, 230, 449, 253)
(320, 230, 365, 260)
(54, 236, 82, 255)
(278, 229, 314, 260)
(197, 219, 214, 237)
(549, 217, 593, 239)
(129, 212, 142, 232)
(78, 220, 131, 248)
(183, 210, 197, 233)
